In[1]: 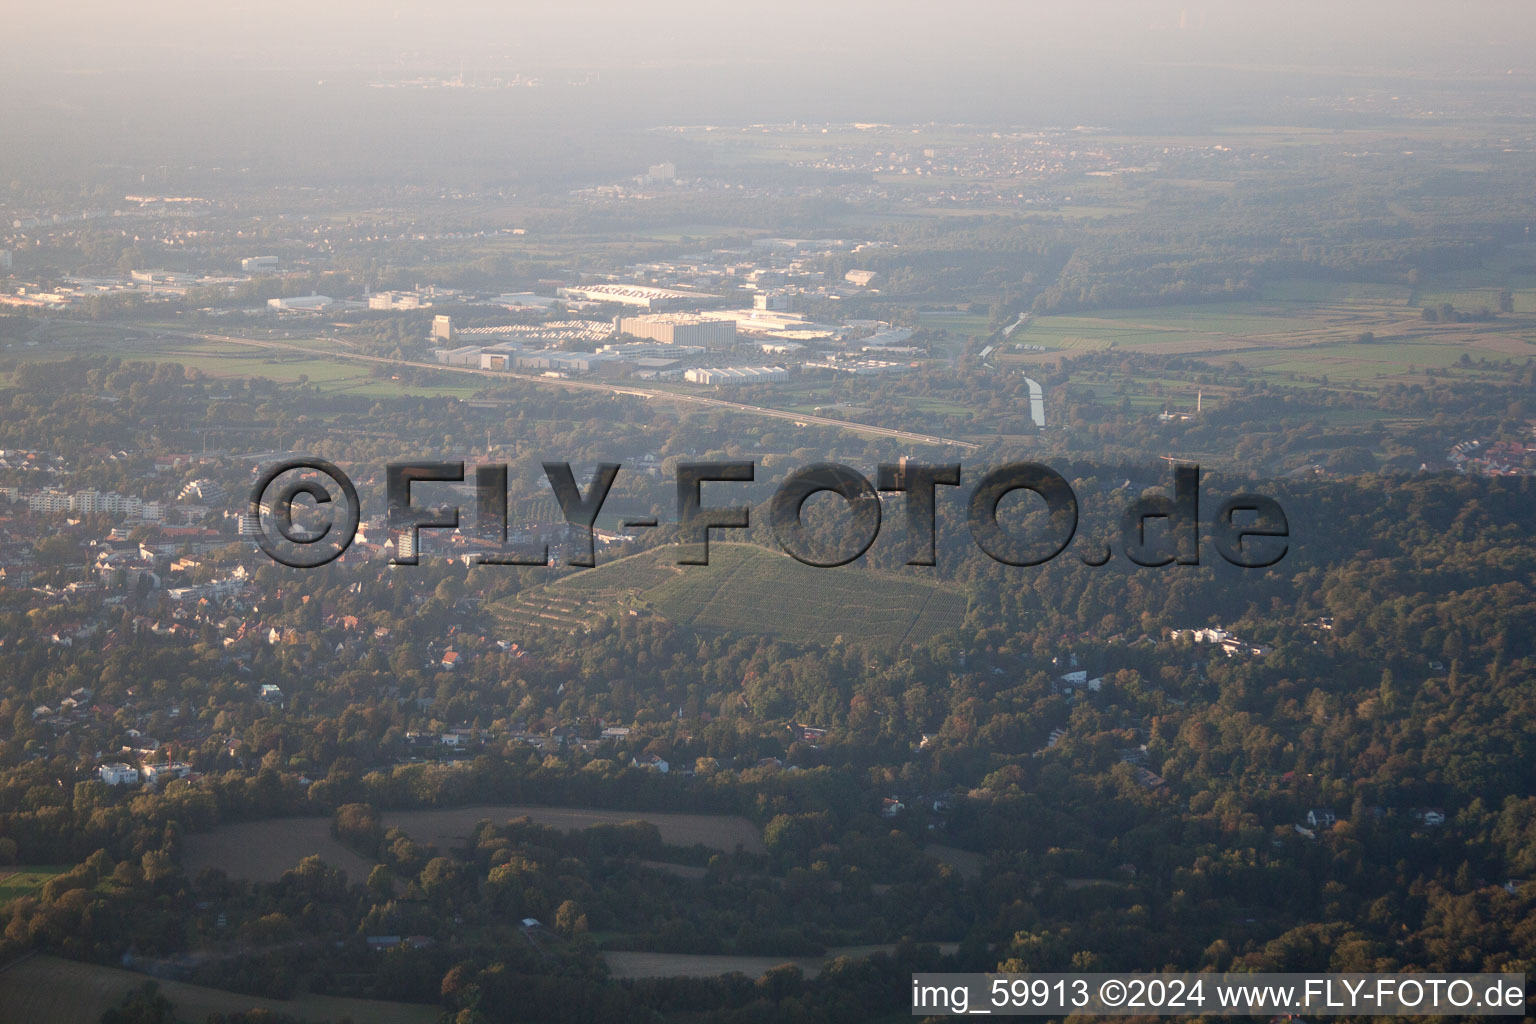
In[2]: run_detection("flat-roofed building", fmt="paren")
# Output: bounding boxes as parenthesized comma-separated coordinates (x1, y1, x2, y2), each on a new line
(558, 283, 715, 310)
(486, 292, 558, 309)
(618, 313, 735, 349)
(514, 350, 632, 377)
(684, 365, 787, 385)
(369, 291, 427, 310)
(435, 345, 483, 366)
(99, 763, 139, 786)
(266, 294, 335, 313)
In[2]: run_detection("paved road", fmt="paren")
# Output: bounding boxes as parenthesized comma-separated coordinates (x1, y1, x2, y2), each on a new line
(161, 327, 982, 451)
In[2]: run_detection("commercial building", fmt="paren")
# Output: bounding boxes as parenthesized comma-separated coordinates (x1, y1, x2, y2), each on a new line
(1023, 376, 1045, 428)
(557, 283, 715, 310)
(515, 351, 632, 377)
(684, 366, 787, 385)
(266, 294, 335, 314)
(435, 345, 483, 366)
(598, 341, 705, 359)
(807, 359, 912, 376)
(856, 327, 915, 348)
(618, 313, 736, 349)
(368, 291, 428, 310)
(240, 256, 278, 274)
(456, 321, 613, 345)
(630, 356, 687, 379)
(485, 292, 558, 309)
(431, 315, 455, 342)
(0, 249, 12, 272)
(697, 308, 839, 341)
(753, 290, 799, 312)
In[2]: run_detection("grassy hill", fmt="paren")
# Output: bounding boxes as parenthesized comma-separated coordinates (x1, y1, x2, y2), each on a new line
(489, 543, 967, 651)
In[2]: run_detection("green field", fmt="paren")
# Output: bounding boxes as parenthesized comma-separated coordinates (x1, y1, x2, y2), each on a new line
(1415, 286, 1536, 314)
(10, 330, 483, 400)
(0, 954, 439, 1024)
(0, 866, 69, 906)
(1001, 283, 1535, 387)
(917, 311, 992, 336)
(491, 543, 968, 650)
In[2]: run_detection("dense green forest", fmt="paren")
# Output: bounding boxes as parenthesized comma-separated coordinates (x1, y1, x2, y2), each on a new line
(0, 358, 1531, 1023)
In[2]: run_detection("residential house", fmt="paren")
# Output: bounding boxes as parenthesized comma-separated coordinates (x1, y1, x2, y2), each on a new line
(631, 753, 670, 773)
(142, 761, 192, 786)
(98, 763, 139, 786)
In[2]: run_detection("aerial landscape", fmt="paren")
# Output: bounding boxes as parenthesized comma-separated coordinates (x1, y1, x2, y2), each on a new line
(0, 2, 1533, 1022)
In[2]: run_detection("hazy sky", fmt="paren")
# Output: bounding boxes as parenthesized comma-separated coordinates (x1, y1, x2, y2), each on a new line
(4, 2, 1535, 188)
(7, 1, 1535, 75)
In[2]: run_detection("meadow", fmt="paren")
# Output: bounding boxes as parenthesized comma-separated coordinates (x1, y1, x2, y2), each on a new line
(603, 942, 960, 981)
(7, 328, 482, 400)
(0, 866, 68, 907)
(0, 954, 438, 1024)
(181, 817, 375, 886)
(1001, 278, 1535, 388)
(181, 805, 765, 886)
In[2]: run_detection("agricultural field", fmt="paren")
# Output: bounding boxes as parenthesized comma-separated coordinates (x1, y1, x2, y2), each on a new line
(1009, 303, 1382, 354)
(9, 328, 482, 400)
(492, 544, 968, 650)
(0, 954, 439, 1024)
(603, 942, 961, 981)
(917, 310, 993, 338)
(386, 805, 765, 854)
(181, 806, 764, 885)
(0, 867, 68, 907)
(181, 817, 375, 886)
(1000, 281, 1535, 388)
(1414, 286, 1536, 314)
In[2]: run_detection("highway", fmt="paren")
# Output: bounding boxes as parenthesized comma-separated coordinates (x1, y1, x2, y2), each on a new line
(167, 328, 983, 451)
